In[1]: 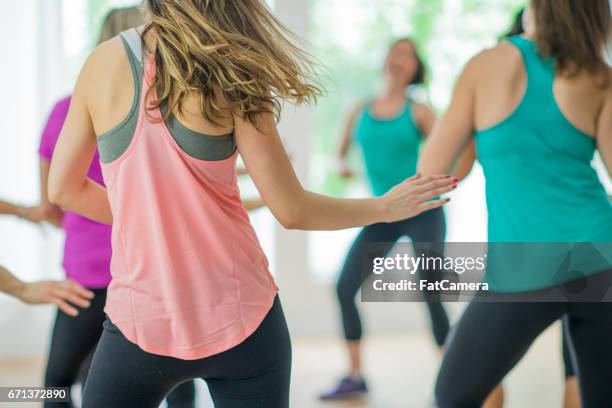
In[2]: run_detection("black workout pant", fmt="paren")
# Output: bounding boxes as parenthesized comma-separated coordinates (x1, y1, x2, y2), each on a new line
(436, 274, 612, 407)
(82, 296, 291, 408)
(336, 208, 450, 345)
(43, 288, 195, 408)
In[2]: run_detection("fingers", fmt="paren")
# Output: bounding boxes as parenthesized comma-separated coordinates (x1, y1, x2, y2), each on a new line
(64, 279, 95, 300)
(408, 174, 453, 186)
(418, 182, 458, 202)
(52, 298, 79, 317)
(51, 282, 92, 309)
(416, 198, 451, 213)
(413, 176, 457, 195)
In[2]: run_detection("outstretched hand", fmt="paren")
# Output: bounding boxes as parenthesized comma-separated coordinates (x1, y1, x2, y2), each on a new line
(380, 174, 457, 222)
(18, 279, 95, 316)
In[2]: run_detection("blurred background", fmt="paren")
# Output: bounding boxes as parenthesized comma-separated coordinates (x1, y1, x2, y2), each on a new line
(1, 0, 610, 407)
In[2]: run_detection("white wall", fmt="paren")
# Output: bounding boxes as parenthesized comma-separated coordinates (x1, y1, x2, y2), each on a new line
(0, 0, 66, 358)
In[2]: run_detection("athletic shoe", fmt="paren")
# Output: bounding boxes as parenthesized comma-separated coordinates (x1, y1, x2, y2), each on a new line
(319, 375, 368, 400)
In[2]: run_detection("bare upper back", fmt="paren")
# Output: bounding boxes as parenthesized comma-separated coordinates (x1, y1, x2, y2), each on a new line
(471, 38, 611, 137)
(82, 32, 234, 139)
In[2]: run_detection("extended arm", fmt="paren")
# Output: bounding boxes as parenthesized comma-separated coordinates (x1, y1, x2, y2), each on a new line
(0, 264, 93, 316)
(0, 199, 21, 216)
(13, 160, 65, 227)
(235, 112, 455, 230)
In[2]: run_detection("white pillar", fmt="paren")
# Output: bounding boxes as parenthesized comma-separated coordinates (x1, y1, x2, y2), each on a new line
(273, 0, 312, 291)
(273, 0, 331, 336)
(37, 0, 64, 113)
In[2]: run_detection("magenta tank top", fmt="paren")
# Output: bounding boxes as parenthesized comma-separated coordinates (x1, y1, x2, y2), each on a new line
(100, 33, 278, 359)
(39, 96, 112, 289)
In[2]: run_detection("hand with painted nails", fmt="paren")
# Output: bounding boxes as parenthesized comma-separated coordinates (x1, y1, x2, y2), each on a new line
(380, 174, 456, 223)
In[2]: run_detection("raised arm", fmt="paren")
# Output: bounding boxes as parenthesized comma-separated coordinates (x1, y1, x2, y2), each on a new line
(47, 53, 112, 224)
(418, 57, 479, 178)
(596, 81, 612, 179)
(0, 198, 44, 225)
(235, 112, 456, 231)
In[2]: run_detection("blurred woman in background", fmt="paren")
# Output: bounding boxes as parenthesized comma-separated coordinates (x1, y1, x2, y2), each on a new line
(320, 38, 451, 400)
(419, 1, 612, 406)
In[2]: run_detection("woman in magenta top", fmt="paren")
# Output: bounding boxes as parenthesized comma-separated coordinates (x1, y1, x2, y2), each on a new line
(47, 1, 454, 407)
(35, 96, 120, 407)
(36, 91, 196, 408)
(38, 96, 113, 289)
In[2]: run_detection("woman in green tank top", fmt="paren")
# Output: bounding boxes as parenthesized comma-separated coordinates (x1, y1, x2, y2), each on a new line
(320, 38, 455, 400)
(419, 1, 612, 407)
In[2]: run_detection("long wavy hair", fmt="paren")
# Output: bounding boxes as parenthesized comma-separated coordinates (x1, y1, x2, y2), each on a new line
(143, 0, 322, 127)
(531, 0, 611, 84)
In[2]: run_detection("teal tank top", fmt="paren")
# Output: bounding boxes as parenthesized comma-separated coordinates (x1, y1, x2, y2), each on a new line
(475, 36, 612, 291)
(353, 101, 422, 196)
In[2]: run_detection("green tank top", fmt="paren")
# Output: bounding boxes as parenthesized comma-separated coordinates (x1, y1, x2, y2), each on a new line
(475, 36, 612, 292)
(353, 101, 422, 196)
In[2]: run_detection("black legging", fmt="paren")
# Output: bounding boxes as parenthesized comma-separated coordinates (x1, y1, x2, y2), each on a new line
(43, 288, 196, 408)
(435, 270, 612, 408)
(82, 296, 291, 408)
(336, 207, 450, 345)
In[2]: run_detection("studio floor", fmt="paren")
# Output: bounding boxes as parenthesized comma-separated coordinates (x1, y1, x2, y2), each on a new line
(0, 324, 565, 408)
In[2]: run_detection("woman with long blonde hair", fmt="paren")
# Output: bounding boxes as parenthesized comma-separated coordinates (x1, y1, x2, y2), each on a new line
(47, 0, 454, 406)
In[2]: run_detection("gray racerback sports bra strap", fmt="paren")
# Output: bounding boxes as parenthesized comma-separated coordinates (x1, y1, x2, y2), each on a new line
(97, 28, 236, 164)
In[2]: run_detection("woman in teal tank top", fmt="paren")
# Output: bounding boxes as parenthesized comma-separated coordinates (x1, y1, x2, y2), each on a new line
(320, 38, 453, 400)
(352, 100, 423, 197)
(419, 1, 612, 407)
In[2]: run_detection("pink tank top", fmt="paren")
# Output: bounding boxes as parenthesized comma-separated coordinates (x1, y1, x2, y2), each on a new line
(100, 38, 278, 360)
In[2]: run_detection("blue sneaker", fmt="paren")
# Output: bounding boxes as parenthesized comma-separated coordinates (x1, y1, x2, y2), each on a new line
(319, 375, 368, 400)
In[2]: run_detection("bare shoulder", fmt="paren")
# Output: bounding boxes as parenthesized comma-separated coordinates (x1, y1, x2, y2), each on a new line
(455, 42, 524, 98)
(464, 42, 521, 76)
(350, 100, 367, 115)
(80, 37, 128, 83)
(344, 101, 367, 123)
(412, 102, 435, 117)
